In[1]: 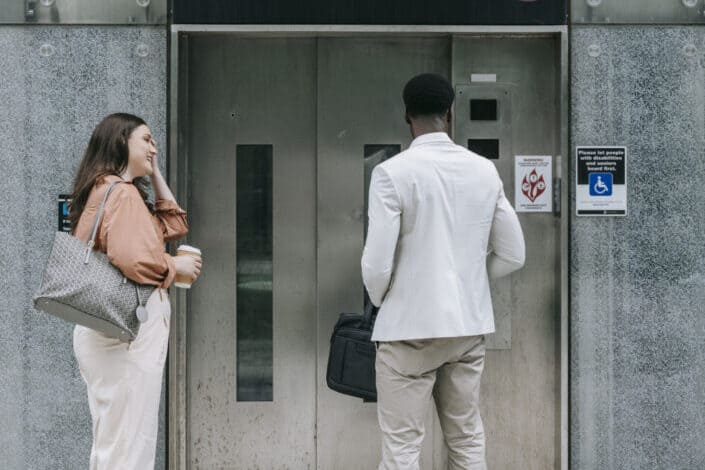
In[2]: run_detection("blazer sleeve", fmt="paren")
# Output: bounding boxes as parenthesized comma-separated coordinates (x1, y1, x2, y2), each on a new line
(487, 179, 526, 279)
(100, 186, 177, 288)
(361, 166, 401, 306)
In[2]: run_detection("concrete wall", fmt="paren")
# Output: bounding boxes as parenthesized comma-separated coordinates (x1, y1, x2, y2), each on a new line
(571, 26, 705, 469)
(0, 26, 167, 469)
(4, 19, 705, 470)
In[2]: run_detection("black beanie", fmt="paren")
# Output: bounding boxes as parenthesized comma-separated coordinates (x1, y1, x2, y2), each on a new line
(403, 73, 455, 118)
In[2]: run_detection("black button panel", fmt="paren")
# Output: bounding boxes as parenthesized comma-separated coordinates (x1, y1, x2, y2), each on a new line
(468, 139, 499, 159)
(470, 99, 497, 121)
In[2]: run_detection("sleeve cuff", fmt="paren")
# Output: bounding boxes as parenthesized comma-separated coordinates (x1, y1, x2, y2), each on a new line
(161, 253, 177, 288)
(155, 199, 187, 215)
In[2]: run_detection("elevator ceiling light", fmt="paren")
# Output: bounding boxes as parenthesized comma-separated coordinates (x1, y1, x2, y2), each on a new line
(137, 0, 151, 7)
(586, 0, 602, 7)
(40, 0, 55, 6)
(682, 0, 698, 7)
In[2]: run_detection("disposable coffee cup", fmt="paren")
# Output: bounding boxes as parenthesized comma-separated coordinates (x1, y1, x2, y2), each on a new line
(174, 245, 201, 289)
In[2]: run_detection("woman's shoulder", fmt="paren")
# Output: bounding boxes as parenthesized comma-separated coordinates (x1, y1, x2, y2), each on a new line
(90, 175, 142, 208)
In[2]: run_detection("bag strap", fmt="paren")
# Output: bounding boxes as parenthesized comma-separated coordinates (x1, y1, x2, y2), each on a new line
(362, 293, 379, 329)
(83, 181, 121, 264)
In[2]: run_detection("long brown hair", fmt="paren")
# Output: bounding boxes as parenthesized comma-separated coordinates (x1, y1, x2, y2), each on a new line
(69, 113, 152, 232)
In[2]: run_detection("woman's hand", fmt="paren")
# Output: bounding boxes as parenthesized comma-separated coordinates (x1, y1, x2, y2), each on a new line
(174, 254, 202, 281)
(148, 139, 180, 203)
(149, 138, 160, 174)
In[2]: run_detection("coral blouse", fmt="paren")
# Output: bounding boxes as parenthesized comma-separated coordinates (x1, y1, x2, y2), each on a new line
(73, 175, 189, 288)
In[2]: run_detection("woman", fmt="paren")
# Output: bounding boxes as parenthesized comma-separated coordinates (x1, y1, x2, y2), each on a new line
(70, 113, 201, 469)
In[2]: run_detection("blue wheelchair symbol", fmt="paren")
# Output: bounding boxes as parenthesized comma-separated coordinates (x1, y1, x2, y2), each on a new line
(589, 173, 612, 196)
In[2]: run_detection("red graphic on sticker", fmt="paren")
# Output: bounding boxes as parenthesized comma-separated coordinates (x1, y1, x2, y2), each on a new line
(521, 169, 546, 203)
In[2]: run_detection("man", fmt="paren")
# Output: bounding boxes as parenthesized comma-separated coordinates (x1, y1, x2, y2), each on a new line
(361, 73, 525, 470)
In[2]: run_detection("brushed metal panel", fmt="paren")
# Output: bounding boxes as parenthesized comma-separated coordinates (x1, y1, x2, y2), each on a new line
(455, 83, 514, 350)
(1, 0, 167, 24)
(185, 36, 317, 468)
(452, 35, 560, 470)
(572, 0, 705, 24)
(316, 36, 451, 470)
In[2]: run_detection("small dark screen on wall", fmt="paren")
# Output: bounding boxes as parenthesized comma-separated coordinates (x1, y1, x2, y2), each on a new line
(470, 100, 498, 121)
(468, 139, 500, 159)
(58, 195, 72, 232)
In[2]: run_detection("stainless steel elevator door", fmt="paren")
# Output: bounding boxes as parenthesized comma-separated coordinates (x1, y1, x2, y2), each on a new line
(185, 37, 318, 468)
(182, 34, 561, 470)
(453, 36, 561, 470)
(316, 37, 452, 469)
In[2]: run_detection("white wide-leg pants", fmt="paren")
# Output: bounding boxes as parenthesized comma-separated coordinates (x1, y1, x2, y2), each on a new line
(73, 289, 170, 470)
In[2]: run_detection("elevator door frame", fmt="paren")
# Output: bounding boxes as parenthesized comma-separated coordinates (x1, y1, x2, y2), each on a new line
(168, 24, 569, 470)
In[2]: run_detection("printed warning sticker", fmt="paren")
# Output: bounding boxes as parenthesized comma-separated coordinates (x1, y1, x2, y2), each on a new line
(515, 156, 552, 212)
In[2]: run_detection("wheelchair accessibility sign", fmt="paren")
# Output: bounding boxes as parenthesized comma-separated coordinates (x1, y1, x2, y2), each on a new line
(576, 146, 626, 216)
(589, 173, 612, 196)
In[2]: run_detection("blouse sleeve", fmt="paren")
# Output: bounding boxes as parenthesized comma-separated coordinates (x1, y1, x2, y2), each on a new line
(100, 186, 177, 288)
(154, 199, 189, 241)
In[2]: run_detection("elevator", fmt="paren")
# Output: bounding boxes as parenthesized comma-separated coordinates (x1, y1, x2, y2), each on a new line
(170, 27, 568, 470)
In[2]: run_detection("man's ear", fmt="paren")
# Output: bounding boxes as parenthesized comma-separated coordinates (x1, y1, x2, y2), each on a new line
(405, 113, 411, 125)
(446, 110, 452, 123)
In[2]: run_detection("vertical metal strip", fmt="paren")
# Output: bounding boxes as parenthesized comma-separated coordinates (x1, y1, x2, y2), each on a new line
(449, 34, 455, 142)
(313, 36, 319, 470)
(168, 27, 188, 470)
(559, 27, 570, 470)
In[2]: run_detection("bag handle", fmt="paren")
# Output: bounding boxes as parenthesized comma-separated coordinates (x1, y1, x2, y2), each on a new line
(80, 180, 150, 312)
(83, 181, 121, 264)
(362, 292, 379, 329)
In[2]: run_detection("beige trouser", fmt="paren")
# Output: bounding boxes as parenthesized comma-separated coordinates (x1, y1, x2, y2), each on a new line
(73, 289, 170, 470)
(376, 335, 487, 470)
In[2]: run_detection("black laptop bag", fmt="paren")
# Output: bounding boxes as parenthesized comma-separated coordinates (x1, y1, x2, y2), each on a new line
(326, 301, 378, 401)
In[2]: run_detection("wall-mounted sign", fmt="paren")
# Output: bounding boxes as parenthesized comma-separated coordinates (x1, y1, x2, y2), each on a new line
(58, 195, 72, 232)
(576, 146, 627, 216)
(515, 156, 552, 212)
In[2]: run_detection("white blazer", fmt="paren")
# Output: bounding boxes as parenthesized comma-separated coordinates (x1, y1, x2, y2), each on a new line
(362, 132, 525, 341)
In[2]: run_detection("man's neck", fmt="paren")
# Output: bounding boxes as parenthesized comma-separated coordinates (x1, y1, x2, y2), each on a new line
(411, 116, 448, 138)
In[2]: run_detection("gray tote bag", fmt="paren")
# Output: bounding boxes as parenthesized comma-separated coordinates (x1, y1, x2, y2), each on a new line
(33, 182, 154, 342)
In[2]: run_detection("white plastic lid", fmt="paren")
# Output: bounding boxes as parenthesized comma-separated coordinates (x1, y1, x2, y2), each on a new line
(177, 245, 201, 255)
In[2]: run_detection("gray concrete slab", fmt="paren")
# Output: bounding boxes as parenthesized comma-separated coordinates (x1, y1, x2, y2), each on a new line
(571, 26, 705, 470)
(0, 25, 167, 469)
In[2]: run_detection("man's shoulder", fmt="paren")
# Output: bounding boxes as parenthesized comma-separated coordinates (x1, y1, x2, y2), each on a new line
(374, 150, 409, 177)
(377, 144, 434, 170)
(381, 143, 495, 172)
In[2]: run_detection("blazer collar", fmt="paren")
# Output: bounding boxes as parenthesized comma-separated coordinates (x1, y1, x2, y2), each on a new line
(409, 132, 453, 148)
